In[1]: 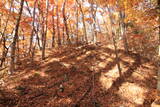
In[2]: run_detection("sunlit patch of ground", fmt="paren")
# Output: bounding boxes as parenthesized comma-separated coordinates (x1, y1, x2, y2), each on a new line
(48, 97, 72, 106)
(98, 61, 108, 69)
(76, 51, 92, 60)
(118, 82, 148, 105)
(0, 44, 157, 107)
(132, 71, 148, 81)
(131, 65, 155, 82)
(98, 53, 157, 106)
(3, 70, 49, 90)
(91, 58, 110, 72)
(43, 57, 60, 63)
(98, 50, 111, 56)
(60, 62, 71, 68)
(122, 56, 135, 64)
(99, 54, 108, 60)
(99, 66, 120, 90)
(99, 59, 130, 89)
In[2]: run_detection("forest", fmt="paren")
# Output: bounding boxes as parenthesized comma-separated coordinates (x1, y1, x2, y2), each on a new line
(0, 0, 159, 106)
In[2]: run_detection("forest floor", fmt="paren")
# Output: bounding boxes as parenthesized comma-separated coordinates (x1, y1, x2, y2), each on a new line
(0, 44, 158, 107)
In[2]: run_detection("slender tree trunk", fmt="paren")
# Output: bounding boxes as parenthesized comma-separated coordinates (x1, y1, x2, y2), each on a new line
(52, 7, 55, 48)
(76, 0, 88, 43)
(157, 0, 160, 95)
(158, 0, 160, 56)
(35, 23, 42, 50)
(56, 2, 61, 46)
(16, 35, 20, 62)
(90, 0, 98, 43)
(9, 0, 24, 73)
(1, 29, 14, 67)
(101, 12, 110, 43)
(68, 20, 74, 43)
(119, 10, 129, 53)
(62, 0, 70, 45)
(21, 30, 25, 51)
(42, 0, 49, 60)
(76, 2, 79, 45)
(62, 27, 65, 44)
(107, 6, 122, 77)
(97, 18, 102, 34)
(29, 0, 37, 57)
(0, 0, 14, 67)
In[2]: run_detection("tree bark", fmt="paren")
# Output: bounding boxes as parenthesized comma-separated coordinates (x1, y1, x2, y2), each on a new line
(62, 27, 65, 44)
(76, 0, 88, 43)
(119, 10, 129, 53)
(90, 0, 98, 43)
(52, 7, 55, 48)
(158, 0, 160, 56)
(101, 10, 111, 43)
(62, 0, 71, 45)
(42, 0, 49, 60)
(56, 2, 61, 46)
(9, 0, 24, 73)
(28, 0, 37, 58)
(157, 0, 160, 95)
(76, 2, 79, 44)
(107, 6, 122, 77)
(0, 0, 14, 67)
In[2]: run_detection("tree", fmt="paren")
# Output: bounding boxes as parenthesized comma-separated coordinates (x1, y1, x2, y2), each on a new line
(42, 0, 49, 60)
(62, 0, 71, 44)
(28, 0, 37, 61)
(76, 0, 88, 43)
(90, 0, 98, 43)
(107, 5, 122, 77)
(118, 0, 129, 53)
(56, 0, 61, 46)
(9, 0, 25, 73)
(157, 0, 160, 95)
(0, 0, 157, 75)
(51, 6, 55, 48)
(0, 0, 14, 67)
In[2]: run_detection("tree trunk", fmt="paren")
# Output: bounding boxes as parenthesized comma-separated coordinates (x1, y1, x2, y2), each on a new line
(158, 0, 160, 56)
(90, 0, 98, 44)
(107, 6, 122, 77)
(29, 0, 37, 58)
(35, 23, 42, 50)
(157, 0, 160, 94)
(52, 7, 55, 48)
(101, 11, 110, 43)
(56, 1, 61, 46)
(9, 0, 24, 73)
(0, 0, 13, 67)
(42, 0, 49, 60)
(119, 11, 129, 53)
(62, 0, 70, 45)
(76, 2, 79, 45)
(68, 20, 74, 43)
(62, 27, 65, 44)
(76, 0, 88, 43)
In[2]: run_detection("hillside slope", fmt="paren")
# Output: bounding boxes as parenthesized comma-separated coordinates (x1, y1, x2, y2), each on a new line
(0, 44, 158, 107)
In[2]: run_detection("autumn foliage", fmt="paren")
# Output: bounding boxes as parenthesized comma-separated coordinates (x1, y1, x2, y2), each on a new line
(0, 0, 159, 106)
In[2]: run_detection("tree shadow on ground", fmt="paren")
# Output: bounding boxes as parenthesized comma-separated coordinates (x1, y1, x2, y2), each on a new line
(0, 44, 157, 107)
